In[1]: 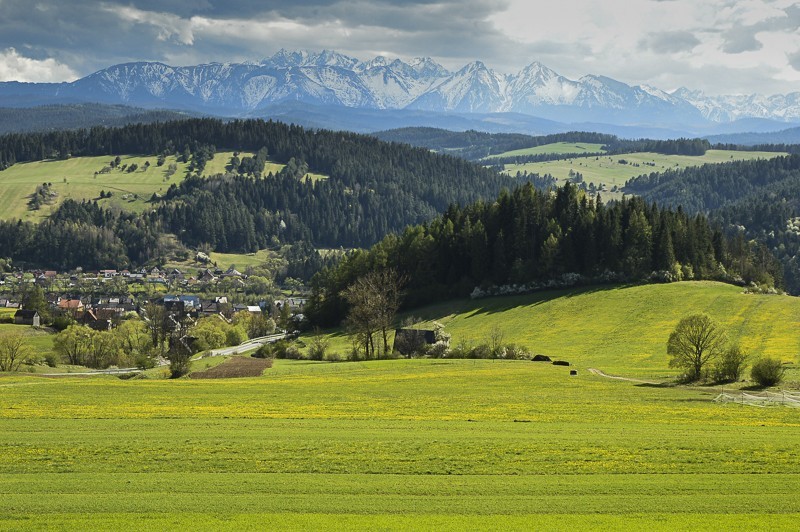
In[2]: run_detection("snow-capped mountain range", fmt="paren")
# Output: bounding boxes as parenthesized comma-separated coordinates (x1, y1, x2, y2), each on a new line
(2, 49, 799, 131)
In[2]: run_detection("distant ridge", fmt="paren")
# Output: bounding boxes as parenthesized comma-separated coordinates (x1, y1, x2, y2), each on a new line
(2, 50, 800, 137)
(0, 104, 195, 134)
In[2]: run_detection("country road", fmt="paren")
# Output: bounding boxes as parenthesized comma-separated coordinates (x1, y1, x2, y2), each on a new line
(40, 332, 289, 376)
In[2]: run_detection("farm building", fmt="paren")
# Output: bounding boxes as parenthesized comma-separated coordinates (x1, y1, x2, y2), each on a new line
(393, 328, 436, 356)
(14, 309, 40, 327)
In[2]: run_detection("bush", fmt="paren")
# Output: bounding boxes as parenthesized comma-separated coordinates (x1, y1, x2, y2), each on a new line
(711, 344, 748, 383)
(51, 315, 74, 332)
(0, 315, 13, 324)
(308, 334, 329, 361)
(426, 341, 449, 359)
(134, 352, 157, 370)
(750, 357, 785, 387)
(225, 325, 248, 347)
(44, 352, 60, 368)
(504, 344, 532, 360)
(253, 343, 274, 359)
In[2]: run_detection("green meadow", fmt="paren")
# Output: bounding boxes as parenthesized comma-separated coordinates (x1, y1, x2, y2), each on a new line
(1, 357, 800, 529)
(0, 323, 54, 362)
(0, 151, 327, 221)
(485, 141, 607, 159)
(503, 149, 786, 194)
(314, 281, 800, 379)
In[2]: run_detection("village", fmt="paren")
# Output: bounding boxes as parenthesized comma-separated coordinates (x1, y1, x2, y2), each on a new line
(0, 263, 307, 338)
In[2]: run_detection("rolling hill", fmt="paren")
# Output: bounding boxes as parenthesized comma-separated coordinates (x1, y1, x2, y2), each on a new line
(315, 281, 800, 379)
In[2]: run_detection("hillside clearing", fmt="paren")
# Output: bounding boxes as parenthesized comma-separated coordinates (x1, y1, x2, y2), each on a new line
(503, 149, 786, 196)
(0, 152, 328, 221)
(485, 142, 607, 159)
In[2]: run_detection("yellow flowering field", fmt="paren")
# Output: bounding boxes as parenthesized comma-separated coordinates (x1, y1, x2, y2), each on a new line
(1, 359, 800, 528)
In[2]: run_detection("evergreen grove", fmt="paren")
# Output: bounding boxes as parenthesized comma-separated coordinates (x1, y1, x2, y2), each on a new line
(308, 183, 780, 326)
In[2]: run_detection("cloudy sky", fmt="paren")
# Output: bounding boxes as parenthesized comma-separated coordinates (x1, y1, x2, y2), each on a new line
(0, 0, 799, 95)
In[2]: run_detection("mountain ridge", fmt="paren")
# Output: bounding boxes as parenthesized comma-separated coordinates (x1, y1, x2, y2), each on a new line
(2, 49, 800, 132)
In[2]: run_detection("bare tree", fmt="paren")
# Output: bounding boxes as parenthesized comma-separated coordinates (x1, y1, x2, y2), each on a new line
(0, 331, 32, 371)
(143, 303, 169, 357)
(344, 269, 405, 359)
(667, 314, 727, 380)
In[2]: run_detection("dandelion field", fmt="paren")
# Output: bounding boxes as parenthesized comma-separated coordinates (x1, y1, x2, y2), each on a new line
(2, 358, 800, 529)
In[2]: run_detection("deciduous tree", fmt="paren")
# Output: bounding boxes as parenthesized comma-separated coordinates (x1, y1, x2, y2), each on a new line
(0, 331, 31, 371)
(667, 314, 727, 380)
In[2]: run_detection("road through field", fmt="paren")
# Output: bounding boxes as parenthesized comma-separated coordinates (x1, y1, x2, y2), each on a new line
(39, 332, 288, 376)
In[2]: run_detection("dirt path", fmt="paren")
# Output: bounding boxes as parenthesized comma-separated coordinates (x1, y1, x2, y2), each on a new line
(588, 368, 726, 393)
(587, 368, 661, 385)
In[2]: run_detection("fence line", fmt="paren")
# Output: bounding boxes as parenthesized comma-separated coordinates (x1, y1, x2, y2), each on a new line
(714, 390, 800, 408)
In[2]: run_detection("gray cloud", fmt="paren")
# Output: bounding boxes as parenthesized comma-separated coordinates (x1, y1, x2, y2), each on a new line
(788, 50, 800, 71)
(640, 31, 700, 53)
(0, 0, 798, 95)
(721, 25, 763, 54)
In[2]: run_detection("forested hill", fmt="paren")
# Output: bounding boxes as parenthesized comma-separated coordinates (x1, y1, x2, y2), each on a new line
(372, 127, 717, 161)
(307, 183, 781, 325)
(0, 104, 195, 135)
(625, 155, 800, 293)
(0, 119, 525, 268)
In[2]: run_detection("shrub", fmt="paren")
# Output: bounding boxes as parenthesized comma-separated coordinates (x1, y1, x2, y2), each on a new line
(51, 315, 74, 332)
(324, 352, 343, 362)
(504, 344, 532, 360)
(253, 343, 274, 359)
(308, 333, 329, 361)
(750, 357, 785, 387)
(134, 352, 157, 370)
(448, 339, 473, 359)
(426, 341, 449, 359)
(711, 344, 748, 383)
(44, 352, 60, 368)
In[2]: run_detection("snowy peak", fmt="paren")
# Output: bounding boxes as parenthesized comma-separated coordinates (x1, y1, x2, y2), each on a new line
(409, 57, 450, 78)
(8, 50, 800, 126)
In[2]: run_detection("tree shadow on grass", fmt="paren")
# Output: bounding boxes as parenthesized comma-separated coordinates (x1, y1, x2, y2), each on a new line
(635, 382, 676, 389)
(740, 384, 770, 392)
(457, 283, 641, 317)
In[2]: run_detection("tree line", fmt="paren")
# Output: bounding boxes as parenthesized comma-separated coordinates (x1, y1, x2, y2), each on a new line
(625, 154, 800, 293)
(307, 182, 781, 326)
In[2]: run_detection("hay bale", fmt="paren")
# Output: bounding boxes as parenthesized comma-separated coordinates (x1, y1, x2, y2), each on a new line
(552, 360, 570, 367)
(532, 354, 552, 362)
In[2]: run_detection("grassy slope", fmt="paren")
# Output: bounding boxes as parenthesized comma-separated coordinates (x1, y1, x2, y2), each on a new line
(0, 323, 54, 361)
(503, 150, 786, 197)
(0, 152, 327, 221)
(0, 155, 190, 221)
(316, 281, 800, 379)
(1, 359, 799, 528)
(207, 249, 274, 271)
(485, 142, 607, 159)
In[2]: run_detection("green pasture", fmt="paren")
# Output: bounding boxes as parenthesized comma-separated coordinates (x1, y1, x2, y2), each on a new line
(0, 154, 191, 221)
(484, 142, 607, 159)
(1, 358, 800, 528)
(0, 323, 55, 363)
(310, 281, 800, 379)
(504, 149, 786, 194)
(0, 152, 328, 222)
(208, 249, 275, 271)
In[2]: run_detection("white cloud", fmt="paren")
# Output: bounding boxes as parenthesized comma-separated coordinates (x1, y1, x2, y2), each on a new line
(0, 48, 78, 82)
(486, 0, 800, 94)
